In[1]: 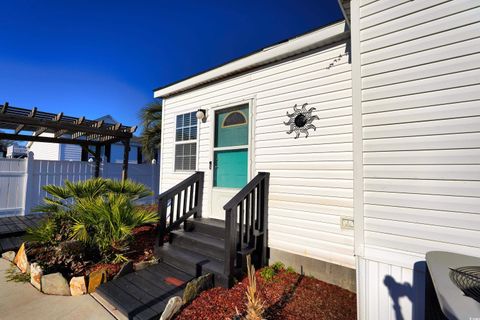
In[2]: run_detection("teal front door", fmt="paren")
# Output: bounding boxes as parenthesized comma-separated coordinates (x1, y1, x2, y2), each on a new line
(211, 104, 249, 219)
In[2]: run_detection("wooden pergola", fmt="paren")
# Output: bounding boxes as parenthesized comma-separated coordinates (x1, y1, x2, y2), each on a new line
(0, 102, 137, 180)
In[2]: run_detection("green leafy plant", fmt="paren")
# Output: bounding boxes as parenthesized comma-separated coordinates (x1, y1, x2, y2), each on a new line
(286, 266, 296, 274)
(24, 218, 56, 245)
(70, 193, 158, 261)
(25, 210, 74, 245)
(271, 261, 285, 273)
(104, 179, 153, 200)
(260, 266, 276, 282)
(27, 178, 158, 263)
(259, 261, 288, 282)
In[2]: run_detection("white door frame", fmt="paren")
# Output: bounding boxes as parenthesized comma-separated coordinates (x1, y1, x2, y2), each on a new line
(208, 97, 255, 219)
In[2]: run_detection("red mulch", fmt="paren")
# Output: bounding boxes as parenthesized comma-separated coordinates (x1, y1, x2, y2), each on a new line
(87, 224, 158, 280)
(176, 269, 357, 320)
(127, 224, 157, 262)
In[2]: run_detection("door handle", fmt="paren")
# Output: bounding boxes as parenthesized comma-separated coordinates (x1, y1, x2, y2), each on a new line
(209, 161, 212, 170)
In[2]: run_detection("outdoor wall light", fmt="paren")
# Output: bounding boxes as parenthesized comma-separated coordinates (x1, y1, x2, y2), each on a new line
(196, 109, 207, 122)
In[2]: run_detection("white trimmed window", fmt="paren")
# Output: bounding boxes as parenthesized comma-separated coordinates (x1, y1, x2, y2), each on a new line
(174, 111, 198, 171)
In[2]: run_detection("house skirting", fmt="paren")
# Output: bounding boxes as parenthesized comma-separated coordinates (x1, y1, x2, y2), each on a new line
(269, 248, 356, 292)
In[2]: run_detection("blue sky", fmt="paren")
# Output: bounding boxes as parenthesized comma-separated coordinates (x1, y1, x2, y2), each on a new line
(0, 0, 342, 128)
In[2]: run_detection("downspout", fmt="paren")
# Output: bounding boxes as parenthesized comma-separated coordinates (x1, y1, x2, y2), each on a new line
(350, 1, 365, 319)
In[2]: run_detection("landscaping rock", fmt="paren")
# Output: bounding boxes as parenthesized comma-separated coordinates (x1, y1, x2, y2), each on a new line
(182, 273, 214, 304)
(88, 269, 107, 293)
(30, 263, 43, 290)
(41, 272, 71, 296)
(160, 296, 183, 320)
(1, 251, 16, 262)
(113, 261, 134, 280)
(13, 243, 29, 273)
(70, 276, 87, 296)
(134, 259, 157, 271)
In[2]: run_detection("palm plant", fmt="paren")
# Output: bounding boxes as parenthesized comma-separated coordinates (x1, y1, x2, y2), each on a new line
(32, 178, 108, 214)
(70, 193, 158, 262)
(139, 99, 162, 161)
(27, 177, 158, 262)
(104, 179, 153, 200)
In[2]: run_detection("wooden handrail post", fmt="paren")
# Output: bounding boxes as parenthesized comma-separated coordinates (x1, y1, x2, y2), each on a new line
(158, 196, 167, 246)
(224, 208, 236, 284)
(261, 172, 270, 267)
(195, 171, 204, 218)
(222, 172, 270, 286)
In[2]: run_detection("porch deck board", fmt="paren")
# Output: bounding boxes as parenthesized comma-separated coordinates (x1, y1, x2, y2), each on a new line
(0, 214, 47, 252)
(95, 262, 194, 320)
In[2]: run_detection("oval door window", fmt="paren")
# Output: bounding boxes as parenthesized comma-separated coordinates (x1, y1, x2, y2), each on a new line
(222, 111, 247, 128)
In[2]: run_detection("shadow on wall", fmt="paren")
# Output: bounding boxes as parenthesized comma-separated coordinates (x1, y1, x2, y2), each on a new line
(383, 261, 426, 320)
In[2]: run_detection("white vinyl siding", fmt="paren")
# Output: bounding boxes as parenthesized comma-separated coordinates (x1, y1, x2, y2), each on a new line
(353, 0, 480, 319)
(159, 32, 354, 269)
(28, 133, 60, 160)
(60, 144, 81, 161)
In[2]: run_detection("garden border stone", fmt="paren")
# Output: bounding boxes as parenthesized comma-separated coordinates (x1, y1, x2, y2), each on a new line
(2, 251, 16, 262)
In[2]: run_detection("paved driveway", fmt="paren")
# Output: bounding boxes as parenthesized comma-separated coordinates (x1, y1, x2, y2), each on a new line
(0, 259, 115, 320)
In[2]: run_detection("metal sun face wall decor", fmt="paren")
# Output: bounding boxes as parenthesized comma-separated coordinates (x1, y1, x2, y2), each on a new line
(284, 103, 319, 138)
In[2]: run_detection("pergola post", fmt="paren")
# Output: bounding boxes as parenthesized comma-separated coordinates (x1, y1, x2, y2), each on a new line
(94, 145, 101, 178)
(122, 139, 130, 181)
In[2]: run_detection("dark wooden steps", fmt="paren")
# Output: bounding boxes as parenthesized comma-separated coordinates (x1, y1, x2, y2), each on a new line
(170, 229, 224, 261)
(95, 262, 194, 320)
(186, 218, 225, 239)
(156, 243, 228, 287)
(96, 218, 229, 319)
(156, 217, 230, 288)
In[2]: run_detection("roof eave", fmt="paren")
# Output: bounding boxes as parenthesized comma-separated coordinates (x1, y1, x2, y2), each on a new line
(154, 20, 349, 99)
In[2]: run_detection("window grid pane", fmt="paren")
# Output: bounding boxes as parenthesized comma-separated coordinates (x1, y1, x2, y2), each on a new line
(174, 142, 196, 171)
(175, 111, 198, 142)
(175, 112, 198, 171)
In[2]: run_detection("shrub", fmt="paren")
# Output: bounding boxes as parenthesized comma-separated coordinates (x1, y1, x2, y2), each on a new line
(286, 266, 296, 274)
(271, 261, 285, 273)
(71, 193, 158, 261)
(259, 261, 289, 282)
(259, 266, 276, 282)
(25, 218, 56, 245)
(27, 178, 158, 263)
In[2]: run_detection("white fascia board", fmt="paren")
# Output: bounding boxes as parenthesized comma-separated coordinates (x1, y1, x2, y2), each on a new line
(154, 21, 349, 98)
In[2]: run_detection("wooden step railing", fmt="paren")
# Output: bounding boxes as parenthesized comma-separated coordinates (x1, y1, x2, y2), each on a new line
(158, 171, 204, 246)
(223, 172, 270, 286)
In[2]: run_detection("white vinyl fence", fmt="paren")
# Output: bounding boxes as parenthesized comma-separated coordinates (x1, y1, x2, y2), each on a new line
(0, 153, 160, 217)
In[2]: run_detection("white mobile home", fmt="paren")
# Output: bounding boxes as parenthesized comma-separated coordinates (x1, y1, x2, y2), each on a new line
(154, 1, 480, 318)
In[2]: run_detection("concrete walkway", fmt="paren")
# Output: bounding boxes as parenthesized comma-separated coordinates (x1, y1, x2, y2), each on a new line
(0, 259, 116, 320)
